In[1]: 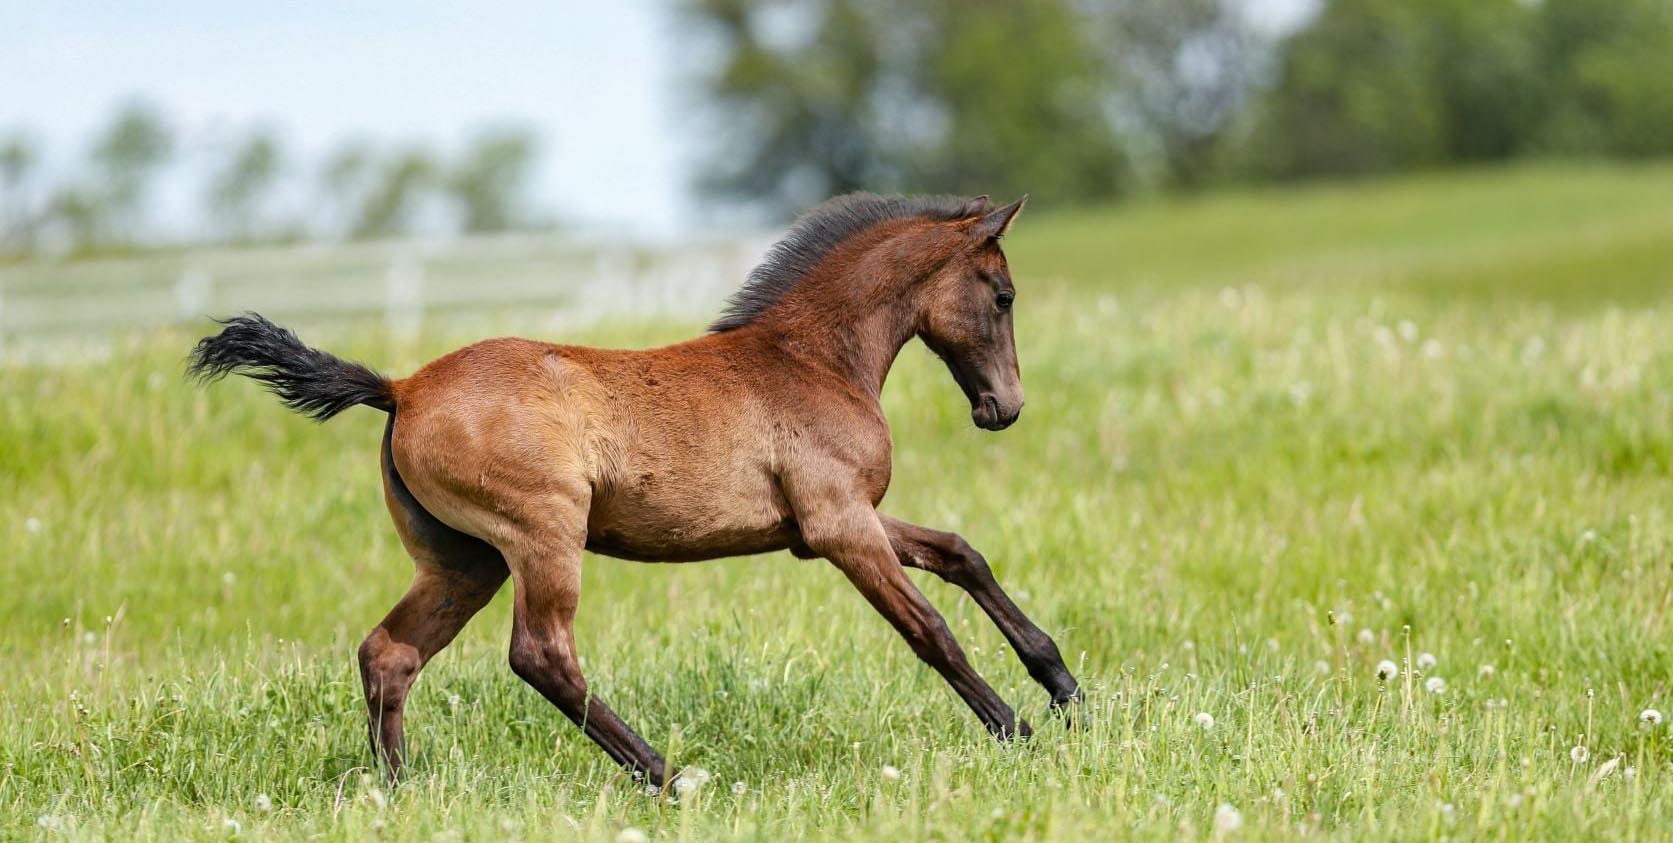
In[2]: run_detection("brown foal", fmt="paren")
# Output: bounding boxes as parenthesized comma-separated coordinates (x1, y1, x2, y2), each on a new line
(188, 193, 1080, 785)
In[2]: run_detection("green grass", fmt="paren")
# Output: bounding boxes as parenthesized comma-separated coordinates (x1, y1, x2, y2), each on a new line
(3, 162, 1672, 841)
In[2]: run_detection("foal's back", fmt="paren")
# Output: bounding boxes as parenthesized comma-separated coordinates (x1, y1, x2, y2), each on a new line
(385, 330, 888, 562)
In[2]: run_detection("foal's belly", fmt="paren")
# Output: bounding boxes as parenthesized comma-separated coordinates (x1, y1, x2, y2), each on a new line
(584, 474, 800, 563)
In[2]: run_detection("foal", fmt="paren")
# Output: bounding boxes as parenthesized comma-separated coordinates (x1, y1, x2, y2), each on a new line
(189, 193, 1080, 784)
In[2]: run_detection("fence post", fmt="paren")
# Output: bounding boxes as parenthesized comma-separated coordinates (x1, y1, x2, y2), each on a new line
(173, 265, 211, 323)
(385, 251, 425, 337)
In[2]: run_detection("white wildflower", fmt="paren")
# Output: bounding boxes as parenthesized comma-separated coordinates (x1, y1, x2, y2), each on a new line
(1570, 745, 1589, 764)
(1478, 664, 1495, 680)
(881, 765, 902, 781)
(1640, 709, 1663, 727)
(1376, 660, 1399, 681)
(253, 793, 272, 812)
(732, 781, 747, 796)
(1416, 652, 1437, 671)
(1213, 803, 1244, 835)
(1425, 676, 1447, 695)
(616, 828, 649, 843)
(447, 693, 462, 707)
(1194, 712, 1216, 730)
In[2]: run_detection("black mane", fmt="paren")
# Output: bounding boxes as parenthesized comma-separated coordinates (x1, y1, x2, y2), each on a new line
(709, 193, 973, 332)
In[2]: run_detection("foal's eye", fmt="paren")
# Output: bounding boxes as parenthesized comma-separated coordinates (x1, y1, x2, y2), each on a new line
(996, 291, 1015, 311)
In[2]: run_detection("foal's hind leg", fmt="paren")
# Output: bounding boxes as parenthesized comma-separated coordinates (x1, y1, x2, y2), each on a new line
(498, 490, 670, 784)
(359, 564, 504, 776)
(359, 421, 508, 778)
(882, 515, 1081, 713)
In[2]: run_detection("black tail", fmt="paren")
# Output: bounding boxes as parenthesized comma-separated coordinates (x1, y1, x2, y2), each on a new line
(186, 313, 395, 421)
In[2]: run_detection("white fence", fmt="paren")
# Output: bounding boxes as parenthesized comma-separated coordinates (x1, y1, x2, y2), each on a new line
(0, 232, 774, 355)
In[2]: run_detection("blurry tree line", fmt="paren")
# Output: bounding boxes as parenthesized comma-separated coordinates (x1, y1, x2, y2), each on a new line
(686, 0, 1673, 213)
(0, 103, 542, 258)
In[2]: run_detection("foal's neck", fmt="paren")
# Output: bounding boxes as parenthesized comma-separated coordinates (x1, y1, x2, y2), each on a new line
(755, 227, 944, 399)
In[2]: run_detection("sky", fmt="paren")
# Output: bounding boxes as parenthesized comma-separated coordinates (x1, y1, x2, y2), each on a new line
(2, 1, 1319, 239)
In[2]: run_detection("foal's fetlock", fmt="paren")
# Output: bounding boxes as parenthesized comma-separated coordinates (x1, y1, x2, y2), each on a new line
(1050, 687, 1086, 729)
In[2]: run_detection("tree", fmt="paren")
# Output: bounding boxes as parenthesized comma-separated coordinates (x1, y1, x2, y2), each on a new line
(1, 133, 40, 254)
(205, 129, 284, 243)
(449, 127, 539, 233)
(1237, 0, 1544, 180)
(1093, 0, 1273, 188)
(684, 0, 1133, 214)
(318, 140, 375, 239)
(685, 0, 897, 213)
(1534, 0, 1673, 157)
(351, 149, 437, 239)
(90, 101, 174, 243)
(912, 0, 1130, 201)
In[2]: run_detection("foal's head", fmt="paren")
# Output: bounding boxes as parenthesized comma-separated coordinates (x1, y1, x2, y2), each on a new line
(711, 192, 1031, 430)
(918, 195, 1029, 430)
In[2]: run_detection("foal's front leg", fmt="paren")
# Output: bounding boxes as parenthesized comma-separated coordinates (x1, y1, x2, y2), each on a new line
(881, 515, 1081, 713)
(794, 498, 1027, 739)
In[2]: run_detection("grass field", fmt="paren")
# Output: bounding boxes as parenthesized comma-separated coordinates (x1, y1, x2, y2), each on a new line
(3, 162, 1671, 841)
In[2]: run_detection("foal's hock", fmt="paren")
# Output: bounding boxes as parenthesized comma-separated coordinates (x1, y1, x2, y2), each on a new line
(188, 193, 1079, 785)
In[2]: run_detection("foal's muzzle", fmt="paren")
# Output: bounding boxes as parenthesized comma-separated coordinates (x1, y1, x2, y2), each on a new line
(973, 393, 1022, 431)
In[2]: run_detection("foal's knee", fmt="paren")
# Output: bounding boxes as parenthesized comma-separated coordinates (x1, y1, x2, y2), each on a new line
(358, 629, 421, 710)
(937, 534, 992, 586)
(508, 633, 589, 707)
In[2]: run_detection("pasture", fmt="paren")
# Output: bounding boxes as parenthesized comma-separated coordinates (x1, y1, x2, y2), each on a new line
(3, 162, 1671, 841)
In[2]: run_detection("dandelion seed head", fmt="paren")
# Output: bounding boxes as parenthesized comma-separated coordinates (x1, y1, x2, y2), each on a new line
(1478, 664, 1495, 680)
(732, 781, 747, 796)
(1425, 676, 1447, 695)
(881, 765, 902, 781)
(25, 517, 42, 534)
(1357, 628, 1375, 646)
(615, 828, 649, 843)
(1416, 652, 1437, 671)
(1640, 709, 1662, 727)
(1570, 745, 1589, 764)
(1194, 712, 1216, 730)
(1213, 803, 1244, 834)
(1314, 660, 1331, 675)
(222, 818, 241, 836)
(1376, 660, 1399, 681)
(253, 794, 272, 812)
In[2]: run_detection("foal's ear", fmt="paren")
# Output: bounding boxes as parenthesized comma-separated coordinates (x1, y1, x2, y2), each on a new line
(970, 194, 1027, 241)
(957, 194, 992, 218)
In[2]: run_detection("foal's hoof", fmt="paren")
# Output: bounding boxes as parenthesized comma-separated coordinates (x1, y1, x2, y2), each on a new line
(1051, 690, 1086, 729)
